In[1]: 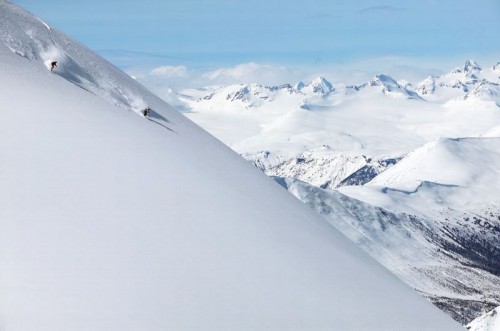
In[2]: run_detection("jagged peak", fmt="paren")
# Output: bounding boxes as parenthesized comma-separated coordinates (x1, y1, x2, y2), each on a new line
(310, 76, 331, 84)
(415, 76, 436, 95)
(307, 76, 333, 95)
(464, 80, 500, 100)
(492, 62, 500, 72)
(367, 74, 423, 100)
(369, 74, 399, 87)
(310, 76, 333, 87)
(464, 59, 481, 73)
(266, 83, 292, 92)
(226, 84, 251, 102)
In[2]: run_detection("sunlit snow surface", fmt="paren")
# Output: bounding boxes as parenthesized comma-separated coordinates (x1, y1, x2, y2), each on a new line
(0, 2, 463, 331)
(177, 62, 500, 158)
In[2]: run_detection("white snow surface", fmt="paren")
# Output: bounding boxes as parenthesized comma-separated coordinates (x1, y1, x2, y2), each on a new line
(0, 2, 462, 331)
(175, 60, 500, 159)
(467, 307, 500, 331)
(341, 137, 500, 216)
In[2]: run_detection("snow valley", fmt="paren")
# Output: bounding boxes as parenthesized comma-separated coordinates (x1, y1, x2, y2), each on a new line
(158, 59, 500, 325)
(0, 2, 464, 331)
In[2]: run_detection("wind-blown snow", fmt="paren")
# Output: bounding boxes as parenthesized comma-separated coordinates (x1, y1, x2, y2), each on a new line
(0, 2, 462, 330)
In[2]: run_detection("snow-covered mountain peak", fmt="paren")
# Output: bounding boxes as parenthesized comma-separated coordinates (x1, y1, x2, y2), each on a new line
(294, 81, 306, 91)
(366, 74, 422, 100)
(367, 137, 500, 204)
(415, 76, 436, 95)
(414, 60, 500, 102)
(369, 74, 399, 88)
(464, 59, 482, 74)
(464, 81, 500, 101)
(444, 60, 493, 82)
(226, 84, 251, 102)
(305, 76, 333, 95)
(492, 62, 500, 73)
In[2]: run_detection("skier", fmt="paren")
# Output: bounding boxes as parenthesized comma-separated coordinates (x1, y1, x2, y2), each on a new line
(50, 61, 57, 71)
(142, 107, 151, 117)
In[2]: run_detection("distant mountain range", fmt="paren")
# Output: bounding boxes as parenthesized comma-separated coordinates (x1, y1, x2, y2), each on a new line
(177, 59, 499, 111)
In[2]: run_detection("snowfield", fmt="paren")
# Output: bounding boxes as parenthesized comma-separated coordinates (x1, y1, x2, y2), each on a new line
(0, 2, 463, 330)
(176, 60, 500, 159)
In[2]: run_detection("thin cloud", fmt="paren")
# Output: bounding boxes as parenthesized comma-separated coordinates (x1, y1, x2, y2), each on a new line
(150, 65, 188, 78)
(202, 62, 291, 85)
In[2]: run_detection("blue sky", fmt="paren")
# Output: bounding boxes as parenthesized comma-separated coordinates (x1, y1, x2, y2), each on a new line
(14, 0, 500, 87)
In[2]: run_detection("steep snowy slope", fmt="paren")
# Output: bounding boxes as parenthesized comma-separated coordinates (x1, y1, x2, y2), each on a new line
(336, 138, 500, 322)
(0, 2, 462, 330)
(467, 307, 500, 331)
(349, 138, 500, 213)
(279, 175, 500, 324)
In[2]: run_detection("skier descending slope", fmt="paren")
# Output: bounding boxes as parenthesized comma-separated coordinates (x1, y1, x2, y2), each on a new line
(0, 2, 463, 330)
(142, 107, 151, 117)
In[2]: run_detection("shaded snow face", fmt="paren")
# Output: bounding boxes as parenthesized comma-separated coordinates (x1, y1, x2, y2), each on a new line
(304, 76, 334, 95)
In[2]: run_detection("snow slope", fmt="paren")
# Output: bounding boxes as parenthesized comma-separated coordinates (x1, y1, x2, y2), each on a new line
(467, 307, 500, 331)
(336, 138, 500, 321)
(0, 2, 462, 330)
(280, 174, 500, 324)
(344, 138, 500, 215)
